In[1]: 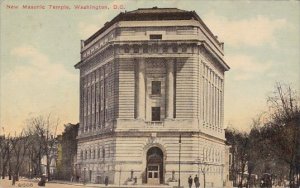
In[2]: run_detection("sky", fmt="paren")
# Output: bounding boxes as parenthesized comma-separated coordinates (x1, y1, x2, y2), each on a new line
(0, 0, 299, 135)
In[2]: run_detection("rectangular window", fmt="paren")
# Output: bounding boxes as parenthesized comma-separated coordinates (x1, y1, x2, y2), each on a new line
(150, 34, 162, 40)
(152, 107, 161, 121)
(124, 45, 129, 53)
(143, 45, 148, 53)
(151, 81, 161, 95)
(182, 45, 187, 52)
(133, 45, 139, 53)
(163, 45, 168, 53)
(172, 45, 178, 53)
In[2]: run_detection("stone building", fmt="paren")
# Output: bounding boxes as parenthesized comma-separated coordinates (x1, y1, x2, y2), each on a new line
(75, 7, 230, 187)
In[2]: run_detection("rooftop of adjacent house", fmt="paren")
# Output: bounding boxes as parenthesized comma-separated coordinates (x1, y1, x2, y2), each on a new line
(84, 7, 221, 46)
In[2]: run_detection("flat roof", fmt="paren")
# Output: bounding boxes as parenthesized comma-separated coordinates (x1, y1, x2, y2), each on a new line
(84, 7, 221, 46)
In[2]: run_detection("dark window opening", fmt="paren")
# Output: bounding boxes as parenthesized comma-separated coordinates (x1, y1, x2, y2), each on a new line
(133, 45, 139, 53)
(102, 148, 105, 158)
(163, 45, 168, 53)
(151, 81, 161, 95)
(124, 45, 129, 53)
(182, 45, 187, 52)
(143, 45, 148, 53)
(150, 34, 162, 40)
(152, 107, 161, 121)
(172, 45, 178, 53)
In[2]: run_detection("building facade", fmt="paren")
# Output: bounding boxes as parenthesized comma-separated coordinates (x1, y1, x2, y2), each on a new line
(75, 7, 230, 187)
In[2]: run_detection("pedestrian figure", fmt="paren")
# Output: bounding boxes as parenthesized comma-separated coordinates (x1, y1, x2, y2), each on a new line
(104, 176, 109, 186)
(38, 175, 46, 186)
(188, 175, 193, 188)
(12, 175, 16, 185)
(194, 175, 200, 188)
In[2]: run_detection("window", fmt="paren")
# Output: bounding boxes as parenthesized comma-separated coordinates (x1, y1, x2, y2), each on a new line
(133, 45, 139, 53)
(152, 107, 161, 121)
(102, 148, 105, 158)
(182, 45, 187, 52)
(80, 151, 83, 160)
(172, 45, 178, 53)
(163, 45, 168, 53)
(150, 34, 162, 40)
(151, 81, 161, 95)
(124, 45, 129, 53)
(143, 45, 148, 53)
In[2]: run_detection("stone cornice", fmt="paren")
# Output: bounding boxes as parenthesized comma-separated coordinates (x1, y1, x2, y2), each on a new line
(75, 40, 228, 71)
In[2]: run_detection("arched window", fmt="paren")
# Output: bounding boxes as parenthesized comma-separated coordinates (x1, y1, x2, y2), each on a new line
(80, 150, 83, 160)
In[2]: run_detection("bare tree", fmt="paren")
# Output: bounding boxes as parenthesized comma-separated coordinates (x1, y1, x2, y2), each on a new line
(198, 154, 209, 188)
(263, 82, 300, 188)
(10, 131, 31, 184)
(0, 134, 11, 179)
(27, 114, 59, 181)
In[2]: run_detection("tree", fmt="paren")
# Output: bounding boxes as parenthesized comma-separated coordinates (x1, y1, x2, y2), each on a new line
(10, 131, 31, 182)
(263, 83, 300, 187)
(225, 128, 249, 187)
(27, 114, 59, 181)
(56, 123, 79, 180)
(0, 134, 11, 179)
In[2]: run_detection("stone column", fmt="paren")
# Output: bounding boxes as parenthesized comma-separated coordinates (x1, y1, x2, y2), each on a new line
(166, 59, 174, 119)
(137, 58, 146, 120)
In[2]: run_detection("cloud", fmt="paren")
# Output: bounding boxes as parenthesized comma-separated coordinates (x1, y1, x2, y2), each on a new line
(203, 11, 287, 47)
(226, 54, 272, 80)
(1, 45, 78, 134)
(10, 45, 76, 82)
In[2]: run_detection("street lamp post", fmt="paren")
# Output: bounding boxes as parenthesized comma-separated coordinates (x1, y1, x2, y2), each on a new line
(83, 168, 86, 185)
(119, 163, 122, 186)
(178, 134, 182, 188)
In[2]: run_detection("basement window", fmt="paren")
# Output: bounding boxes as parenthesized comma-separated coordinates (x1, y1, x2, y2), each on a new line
(150, 34, 162, 40)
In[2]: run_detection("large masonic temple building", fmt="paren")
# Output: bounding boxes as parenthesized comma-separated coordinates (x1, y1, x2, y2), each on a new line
(75, 7, 230, 187)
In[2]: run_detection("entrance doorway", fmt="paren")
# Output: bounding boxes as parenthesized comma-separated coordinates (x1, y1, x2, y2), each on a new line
(146, 147, 163, 184)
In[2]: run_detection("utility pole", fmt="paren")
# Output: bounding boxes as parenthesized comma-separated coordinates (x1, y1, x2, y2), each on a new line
(178, 134, 181, 188)
(119, 163, 122, 186)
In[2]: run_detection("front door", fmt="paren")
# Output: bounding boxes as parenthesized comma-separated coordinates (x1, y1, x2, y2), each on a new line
(146, 147, 163, 184)
(147, 164, 160, 185)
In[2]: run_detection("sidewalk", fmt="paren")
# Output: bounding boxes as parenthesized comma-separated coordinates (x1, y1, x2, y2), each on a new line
(0, 178, 174, 188)
(50, 180, 173, 188)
